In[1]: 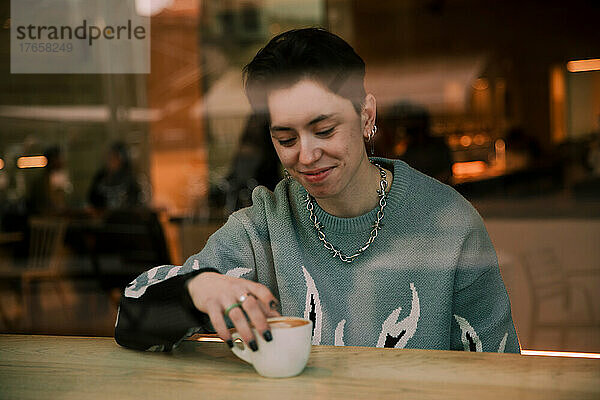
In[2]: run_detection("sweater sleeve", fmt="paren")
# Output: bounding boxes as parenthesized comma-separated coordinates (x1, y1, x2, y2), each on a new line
(114, 214, 259, 351)
(450, 218, 521, 354)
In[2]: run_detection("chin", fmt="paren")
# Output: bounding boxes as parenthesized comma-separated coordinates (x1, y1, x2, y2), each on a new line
(303, 184, 339, 200)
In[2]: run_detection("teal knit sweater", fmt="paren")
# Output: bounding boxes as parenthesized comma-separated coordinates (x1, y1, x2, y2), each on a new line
(116, 158, 520, 353)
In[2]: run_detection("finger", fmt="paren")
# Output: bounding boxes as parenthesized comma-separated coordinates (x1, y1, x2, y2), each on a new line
(245, 282, 281, 317)
(271, 311, 282, 318)
(240, 296, 271, 341)
(264, 299, 281, 318)
(227, 305, 259, 351)
(206, 303, 233, 347)
(245, 292, 273, 318)
(257, 296, 281, 318)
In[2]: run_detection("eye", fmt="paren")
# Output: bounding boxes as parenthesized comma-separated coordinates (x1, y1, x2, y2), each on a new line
(315, 127, 335, 136)
(277, 138, 296, 146)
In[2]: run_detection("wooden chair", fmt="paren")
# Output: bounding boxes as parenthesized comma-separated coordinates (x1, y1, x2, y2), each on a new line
(521, 247, 597, 349)
(21, 217, 68, 331)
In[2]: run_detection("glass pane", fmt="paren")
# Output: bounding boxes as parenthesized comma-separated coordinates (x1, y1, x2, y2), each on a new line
(0, 0, 598, 355)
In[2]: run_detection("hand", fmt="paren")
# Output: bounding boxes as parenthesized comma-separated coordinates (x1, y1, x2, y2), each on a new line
(186, 272, 281, 350)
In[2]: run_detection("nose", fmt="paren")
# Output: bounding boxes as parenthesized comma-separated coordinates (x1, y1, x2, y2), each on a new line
(298, 136, 322, 166)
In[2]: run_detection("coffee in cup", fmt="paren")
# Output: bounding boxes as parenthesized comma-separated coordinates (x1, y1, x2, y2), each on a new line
(230, 316, 312, 378)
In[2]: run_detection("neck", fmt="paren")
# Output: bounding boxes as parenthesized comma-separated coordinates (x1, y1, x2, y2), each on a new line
(315, 157, 392, 218)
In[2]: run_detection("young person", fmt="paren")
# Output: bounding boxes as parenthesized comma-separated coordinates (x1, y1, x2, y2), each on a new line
(115, 28, 520, 354)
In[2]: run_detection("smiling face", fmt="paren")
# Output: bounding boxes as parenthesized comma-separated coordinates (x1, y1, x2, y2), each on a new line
(268, 79, 374, 202)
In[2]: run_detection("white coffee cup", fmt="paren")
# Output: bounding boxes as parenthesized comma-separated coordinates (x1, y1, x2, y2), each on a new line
(230, 316, 313, 378)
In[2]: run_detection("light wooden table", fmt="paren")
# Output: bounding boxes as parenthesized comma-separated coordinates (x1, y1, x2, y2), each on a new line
(1, 335, 599, 399)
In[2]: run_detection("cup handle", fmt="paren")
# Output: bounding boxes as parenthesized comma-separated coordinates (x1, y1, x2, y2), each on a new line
(230, 332, 253, 365)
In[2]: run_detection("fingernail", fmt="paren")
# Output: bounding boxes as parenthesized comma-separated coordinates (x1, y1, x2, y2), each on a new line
(226, 339, 233, 349)
(249, 340, 258, 352)
(269, 300, 278, 310)
(263, 330, 272, 342)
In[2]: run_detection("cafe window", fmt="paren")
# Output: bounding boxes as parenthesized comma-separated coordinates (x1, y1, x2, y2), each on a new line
(0, 0, 599, 356)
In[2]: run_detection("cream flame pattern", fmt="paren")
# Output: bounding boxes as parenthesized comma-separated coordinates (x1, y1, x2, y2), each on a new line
(454, 314, 509, 353)
(376, 283, 420, 348)
(302, 265, 420, 347)
(302, 266, 323, 345)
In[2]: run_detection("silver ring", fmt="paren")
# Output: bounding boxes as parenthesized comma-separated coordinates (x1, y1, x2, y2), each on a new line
(238, 293, 250, 303)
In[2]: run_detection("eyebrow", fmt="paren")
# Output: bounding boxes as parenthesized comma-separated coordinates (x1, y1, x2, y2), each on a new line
(270, 113, 337, 132)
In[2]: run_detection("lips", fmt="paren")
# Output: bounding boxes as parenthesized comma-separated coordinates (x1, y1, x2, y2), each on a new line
(300, 167, 334, 183)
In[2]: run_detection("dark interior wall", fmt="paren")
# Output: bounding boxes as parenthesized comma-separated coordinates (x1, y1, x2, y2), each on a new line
(348, 0, 600, 148)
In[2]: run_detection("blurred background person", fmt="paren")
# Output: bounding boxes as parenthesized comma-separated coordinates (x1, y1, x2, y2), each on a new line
(588, 134, 600, 177)
(378, 102, 453, 184)
(505, 126, 542, 167)
(212, 113, 282, 215)
(88, 142, 145, 211)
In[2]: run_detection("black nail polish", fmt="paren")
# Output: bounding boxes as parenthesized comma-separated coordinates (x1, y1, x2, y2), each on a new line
(249, 340, 258, 352)
(263, 330, 273, 342)
(269, 300, 278, 310)
(226, 339, 233, 349)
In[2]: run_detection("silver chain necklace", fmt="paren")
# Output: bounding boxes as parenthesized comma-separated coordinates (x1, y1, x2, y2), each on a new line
(305, 163, 388, 263)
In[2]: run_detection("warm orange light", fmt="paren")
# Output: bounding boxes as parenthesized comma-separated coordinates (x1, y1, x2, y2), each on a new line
(194, 337, 223, 343)
(460, 135, 472, 147)
(448, 135, 461, 148)
(17, 155, 47, 169)
(0, 158, 4, 170)
(452, 161, 486, 177)
(522, 350, 600, 359)
(473, 134, 487, 146)
(472, 78, 489, 90)
(567, 58, 600, 73)
(550, 65, 567, 143)
(394, 141, 408, 156)
(495, 139, 506, 152)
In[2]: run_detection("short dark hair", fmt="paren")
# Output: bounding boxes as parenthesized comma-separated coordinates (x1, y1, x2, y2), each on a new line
(243, 27, 366, 116)
(109, 141, 131, 171)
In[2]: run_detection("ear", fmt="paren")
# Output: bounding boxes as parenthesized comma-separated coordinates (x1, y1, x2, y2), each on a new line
(361, 94, 377, 140)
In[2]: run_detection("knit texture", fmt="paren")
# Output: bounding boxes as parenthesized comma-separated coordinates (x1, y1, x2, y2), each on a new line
(120, 158, 520, 353)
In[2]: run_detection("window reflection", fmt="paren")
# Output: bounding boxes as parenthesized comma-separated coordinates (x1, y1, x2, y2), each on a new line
(0, 0, 598, 354)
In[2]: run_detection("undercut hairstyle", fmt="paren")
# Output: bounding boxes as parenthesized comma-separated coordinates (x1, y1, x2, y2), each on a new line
(242, 27, 366, 117)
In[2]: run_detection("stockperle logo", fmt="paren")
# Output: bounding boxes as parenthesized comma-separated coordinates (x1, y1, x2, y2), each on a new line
(11, 0, 150, 74)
